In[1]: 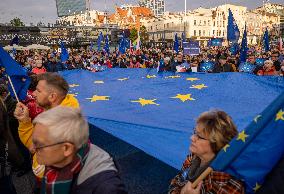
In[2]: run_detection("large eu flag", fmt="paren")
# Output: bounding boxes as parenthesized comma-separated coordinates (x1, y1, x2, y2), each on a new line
(211, 91, 284, 193)
(227, 9, 240, 42)
(60, 69, 284, 171)
(0, 46, 30, 100)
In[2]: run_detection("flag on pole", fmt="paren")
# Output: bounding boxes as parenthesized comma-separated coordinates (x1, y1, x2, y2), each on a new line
(97, 32, 103, 51)
(119, 31, 126, 54)
(60, 42, 69, 62)
(240, 24, 248, 63)
(210, 91, 284, 193)
(104, 34, 110, 55)
(227, 9, 240, 43)
(174, 33, 179, 53)
(0, 46, 30, 100)
(263, 28, 270, 52)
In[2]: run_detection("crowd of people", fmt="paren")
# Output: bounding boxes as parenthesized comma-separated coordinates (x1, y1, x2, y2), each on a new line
(5, 43, 284, 77)
(0, 42, 284, 194)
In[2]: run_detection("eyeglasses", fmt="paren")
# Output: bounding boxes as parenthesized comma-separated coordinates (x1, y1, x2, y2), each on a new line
(33, 141, 70, 153)
(192, 128, 209, 141)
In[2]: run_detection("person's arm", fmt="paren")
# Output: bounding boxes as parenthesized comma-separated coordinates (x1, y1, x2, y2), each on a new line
(14, 102, 33, 149)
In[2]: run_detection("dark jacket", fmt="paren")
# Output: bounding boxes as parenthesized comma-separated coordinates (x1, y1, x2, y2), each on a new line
(71, 144, 127, 194)
(213, 63, 234, 73)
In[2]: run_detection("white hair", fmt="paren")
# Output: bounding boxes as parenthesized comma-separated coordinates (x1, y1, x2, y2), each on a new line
(33, 106, 89, 149)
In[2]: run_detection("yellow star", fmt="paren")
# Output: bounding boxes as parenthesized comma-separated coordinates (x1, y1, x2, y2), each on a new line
(186, 77, 200, 82)
(86, 95, 110, 102)
(146, 75, 156, 79)
(171, 94, 195, 102)
(253, 183, 261, 192)
(223, 144, 230, 152)
(254, 115, 262, 123)
(237, 130, 249, 143)
(131, 98, 159, 106)
(118, 78, 129, 81)
(94, 80, 104, 84)
(275, 109, 284, 121)
(190, 84, 208, 90)
(69, 84, 79, 88)
(165, 75, 181, 79)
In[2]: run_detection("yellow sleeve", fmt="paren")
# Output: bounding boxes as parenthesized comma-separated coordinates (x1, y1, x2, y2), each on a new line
(18, 119, 33, 149)
(32, 154, 45, 178)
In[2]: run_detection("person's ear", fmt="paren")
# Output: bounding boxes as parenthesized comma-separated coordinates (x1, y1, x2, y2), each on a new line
(63, 143, 75, 157)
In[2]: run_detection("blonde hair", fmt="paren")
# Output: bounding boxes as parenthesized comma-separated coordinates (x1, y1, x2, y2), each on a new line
(196, 110, 237, 153)
(33, 106, 89, 149)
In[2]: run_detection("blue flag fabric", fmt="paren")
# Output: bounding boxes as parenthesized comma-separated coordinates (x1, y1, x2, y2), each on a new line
(174, 33, 179, 53)
(211, 91, 284, 193)
(263, 28, 270, 52)
(240, 25, 248, 63)
(104, 35, 110, 55)
(60, 69, 284, 170)
(90, 41, 94, 51)
(208, 38, 223, 47)
(97, 32, 103, 51)
(227, 9, 240, 42)
(0, 46, 30, 100)
(10, 35, 19, 46)
(60, 42, 69, 63)
(119, 32, 126, 54)
(229, 43, 239, 55)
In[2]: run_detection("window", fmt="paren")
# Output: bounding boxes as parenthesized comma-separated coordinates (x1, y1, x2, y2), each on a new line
(213, 30, 215, 35)
(199, 30, 201, 36)
(213, 21, 215, 26)
(194, 20, 196, 25)
(208, 20, 210, 25)
(203, 30, 205, 36)
(223, 21, 225, 27)
(204, 21, 206, 25)
(194, 30, 196, 36)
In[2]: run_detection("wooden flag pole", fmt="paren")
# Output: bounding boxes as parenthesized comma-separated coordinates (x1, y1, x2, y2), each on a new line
(7, 75, 19, 102)
(191, 167, 213, 188)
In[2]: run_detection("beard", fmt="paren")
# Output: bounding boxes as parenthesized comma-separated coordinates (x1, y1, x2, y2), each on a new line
(36, 98, 52, 110)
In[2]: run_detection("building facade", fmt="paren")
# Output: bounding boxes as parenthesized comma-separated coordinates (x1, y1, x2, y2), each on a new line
(139, 0, 165, 16)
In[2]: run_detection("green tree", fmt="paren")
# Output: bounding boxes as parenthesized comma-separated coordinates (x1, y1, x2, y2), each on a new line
(10, 17, 25, 27)
(129, 28, 138, 43)
(140, 25, 149, 43)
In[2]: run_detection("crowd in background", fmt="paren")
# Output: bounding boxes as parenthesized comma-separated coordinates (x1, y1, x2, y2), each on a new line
(6, 44, 284, 77)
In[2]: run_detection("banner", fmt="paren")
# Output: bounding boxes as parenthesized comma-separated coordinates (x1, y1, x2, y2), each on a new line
(183, 41, 200, 56)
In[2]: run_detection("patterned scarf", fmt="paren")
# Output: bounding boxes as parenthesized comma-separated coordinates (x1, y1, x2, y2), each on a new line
(41, 142, 90, 194)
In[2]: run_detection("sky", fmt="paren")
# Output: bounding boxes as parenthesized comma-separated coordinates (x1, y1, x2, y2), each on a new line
(0, 0, 283, 25)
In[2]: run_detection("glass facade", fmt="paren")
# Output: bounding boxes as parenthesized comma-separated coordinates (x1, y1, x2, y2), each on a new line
(56, 0, 87, 17)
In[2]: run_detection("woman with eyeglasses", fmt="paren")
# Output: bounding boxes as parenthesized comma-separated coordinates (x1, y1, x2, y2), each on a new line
(169, 110, 244, 194)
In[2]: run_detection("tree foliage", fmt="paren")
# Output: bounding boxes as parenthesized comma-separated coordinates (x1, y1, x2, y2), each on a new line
(129, 28, 138, 43)
(10, 17, 25, 27)
(140, 25, 149, 43)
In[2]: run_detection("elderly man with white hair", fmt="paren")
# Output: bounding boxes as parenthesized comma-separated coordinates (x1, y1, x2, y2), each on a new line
(32, 106, 127, 194)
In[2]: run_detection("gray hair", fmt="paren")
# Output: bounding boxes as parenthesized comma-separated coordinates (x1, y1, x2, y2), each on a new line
(33, 106, 89, 149)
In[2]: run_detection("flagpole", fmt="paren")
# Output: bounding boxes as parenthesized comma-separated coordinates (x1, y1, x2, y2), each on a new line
(7, 75, 19, 102)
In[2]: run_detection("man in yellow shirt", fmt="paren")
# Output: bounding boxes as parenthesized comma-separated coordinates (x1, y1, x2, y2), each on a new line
(14, 72, 79, 178)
